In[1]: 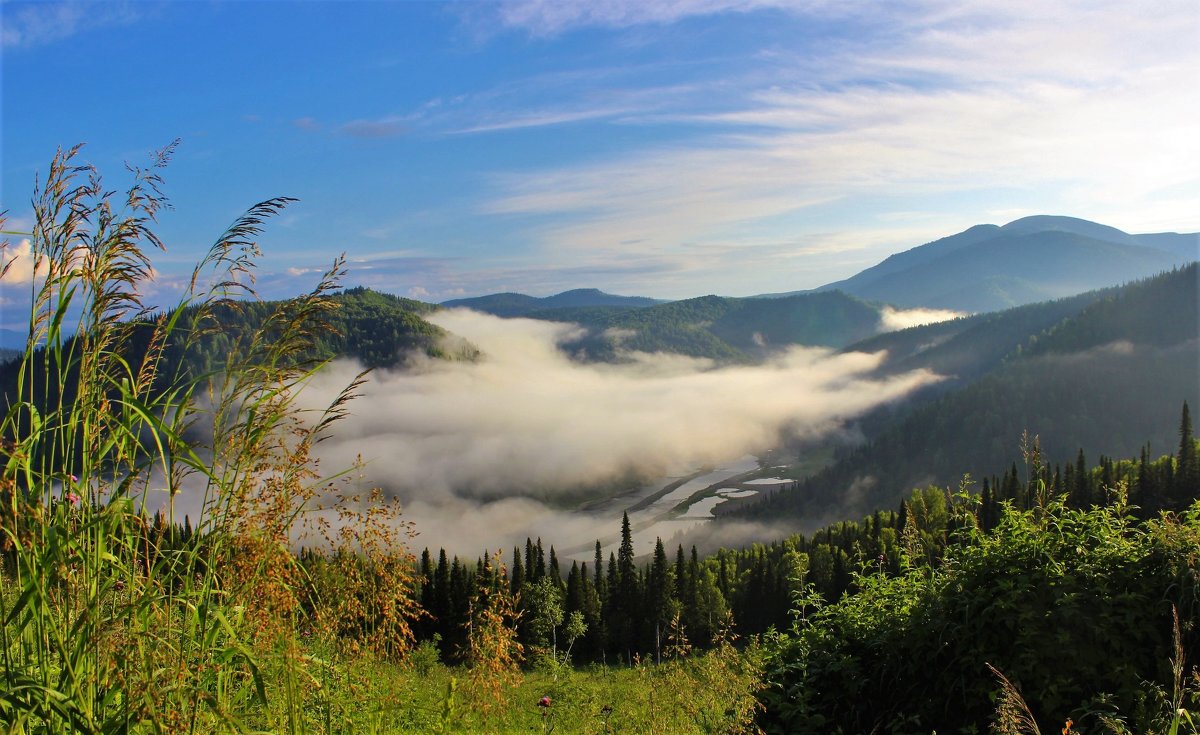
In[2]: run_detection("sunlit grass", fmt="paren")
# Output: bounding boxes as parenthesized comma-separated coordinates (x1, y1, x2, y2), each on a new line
(0, 144, 421, 733)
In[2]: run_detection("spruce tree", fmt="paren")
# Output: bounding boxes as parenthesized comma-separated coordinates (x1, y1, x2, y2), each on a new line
(1176, 401, 1198, 504)
(612, 512, 639, 661)
(549, 546, 562, 588)
(534, 537, 547, 580)
(647, 537, 674, 662)
(510, 546, 525, 596)
(593, 541, 606, 602)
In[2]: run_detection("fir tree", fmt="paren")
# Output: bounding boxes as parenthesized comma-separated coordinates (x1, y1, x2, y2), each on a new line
(510, 546, 525, 597)
(646, 537, 674, 662)
(1176, 401, 1198, 504)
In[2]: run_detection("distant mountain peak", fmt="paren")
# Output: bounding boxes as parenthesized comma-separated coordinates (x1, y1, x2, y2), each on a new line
(802, 215, 1195, 314)
(999, 215, 1136, 244)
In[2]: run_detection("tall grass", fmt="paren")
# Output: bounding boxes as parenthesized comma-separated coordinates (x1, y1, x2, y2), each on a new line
(0, 144, 419, 733)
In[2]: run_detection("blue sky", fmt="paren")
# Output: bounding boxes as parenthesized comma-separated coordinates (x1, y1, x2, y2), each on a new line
(2, 0, 1197, 308)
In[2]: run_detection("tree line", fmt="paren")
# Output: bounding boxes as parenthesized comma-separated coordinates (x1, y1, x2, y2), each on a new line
(409, 403, 1200, 668)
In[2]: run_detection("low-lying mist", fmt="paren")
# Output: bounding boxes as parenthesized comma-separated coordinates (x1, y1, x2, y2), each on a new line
(298, 309, 944, 556)
(878, 305, 966, 331)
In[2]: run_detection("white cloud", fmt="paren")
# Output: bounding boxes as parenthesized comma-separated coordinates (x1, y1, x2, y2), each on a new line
(491, 0, 818, 36)
(452, 103, 642, 134)
(0, 240, 48, 284)
(878, 305, 965, 332)
(475, 0, 1200, 276)
(294, 309, 942, 552)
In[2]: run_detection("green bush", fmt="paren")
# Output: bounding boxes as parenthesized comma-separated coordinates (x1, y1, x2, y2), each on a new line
(759, 494, 1200, 733)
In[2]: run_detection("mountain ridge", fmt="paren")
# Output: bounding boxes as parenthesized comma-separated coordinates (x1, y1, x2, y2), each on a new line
(759, 215, 1196, 312)
(443, 288, 662, 316)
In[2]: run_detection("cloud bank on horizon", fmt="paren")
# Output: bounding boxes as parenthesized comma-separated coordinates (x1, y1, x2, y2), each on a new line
(293, 308, 942, 554)
(2, 0, 1196, 304)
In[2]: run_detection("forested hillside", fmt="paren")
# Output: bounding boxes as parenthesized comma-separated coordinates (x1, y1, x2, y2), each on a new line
(168, 286, 457, 372)
(535, 290, 888, 361)
(0, 286, 457, 408)
(443, 288, 661, 316)
(848, 287, 1116, 385)
(739, 265, 1199, 523)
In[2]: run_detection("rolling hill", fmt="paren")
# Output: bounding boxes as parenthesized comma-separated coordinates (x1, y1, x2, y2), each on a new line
(535, 290, 895, 362)
(442, 288, 661, 316)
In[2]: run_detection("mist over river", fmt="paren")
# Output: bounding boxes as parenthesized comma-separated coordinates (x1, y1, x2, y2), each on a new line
(291, 309, 942, 557)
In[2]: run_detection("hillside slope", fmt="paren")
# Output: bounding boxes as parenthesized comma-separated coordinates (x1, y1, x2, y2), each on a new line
(541, 290, 889, 361)
(739, 264, 1200, 523)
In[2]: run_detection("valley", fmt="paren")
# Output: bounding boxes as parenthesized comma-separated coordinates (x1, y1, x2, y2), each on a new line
(5, 3, 1198, 729)
(560, 454, 771, 559)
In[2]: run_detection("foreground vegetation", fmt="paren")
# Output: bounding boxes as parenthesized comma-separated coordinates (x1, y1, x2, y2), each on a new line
(761, 485, 1199, 733)
(0, 147, 1196, 733)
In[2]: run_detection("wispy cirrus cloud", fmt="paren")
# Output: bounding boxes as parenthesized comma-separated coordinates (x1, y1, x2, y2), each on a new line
(1, 0, 149, 49)
(452, 104, 643, 134)
(434, 71, 709, 135)
(487, 0, 821, 37)
(474, 0, 1200, 271)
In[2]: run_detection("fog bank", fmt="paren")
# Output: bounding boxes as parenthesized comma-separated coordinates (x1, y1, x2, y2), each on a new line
(287, 309, 947, 554)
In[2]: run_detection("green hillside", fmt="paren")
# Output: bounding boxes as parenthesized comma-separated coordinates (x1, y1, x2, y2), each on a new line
(847, 287, 1115, 384)
(168, 287, 454, 374)
(0, 287, 457, 414)
(443, 288, 661, 316)
(536, 291, 887, 361)
(739, 265, 1200, 522)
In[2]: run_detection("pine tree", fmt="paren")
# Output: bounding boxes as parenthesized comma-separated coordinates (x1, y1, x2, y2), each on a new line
(549, 546, 562, 588)
(433, 549, 452, 646)
(418, 548, 435, 639)
(617, 513, 635, 583)
(510, 546, 525, 597)
(534, 537, 547, 580)
(611, 512, 640, 662)
(1074, 450, 1090, 507)
(675, 543, 687, 594)
(593, 541, 606, 603)
(566, 561, 583, 614)
(581, 560, 605, 660)
(1176, 401, 1198, 504)
(646, 537, 674, 663)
